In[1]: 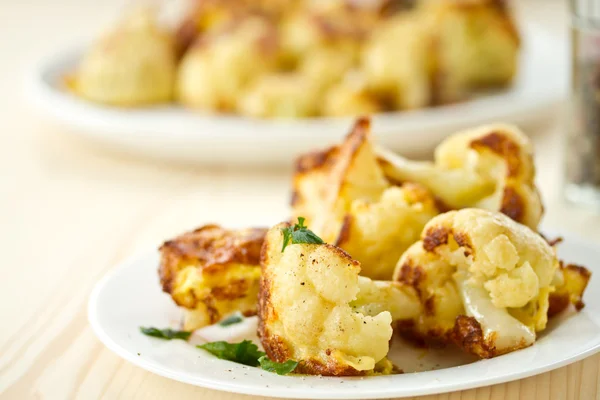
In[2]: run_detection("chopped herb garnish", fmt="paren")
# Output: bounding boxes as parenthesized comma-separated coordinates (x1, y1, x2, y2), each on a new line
(198, 340, 265, 367)
(219, 314, 244, 327)
(258, 356, 299, 375)
(198, 340, 298, 375)
(140, 327, 191, 341)
(281, 217, 324, 252)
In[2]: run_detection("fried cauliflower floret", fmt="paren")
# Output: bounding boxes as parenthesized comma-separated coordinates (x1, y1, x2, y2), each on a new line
(258, 223, 394, 375)
(75, 9, 176, 106)
(362, 13, 433, 109)
(292, 118, 389, 244)
(336, 184, 440, 280)
(394, 209, 558, 358)
(378, 124, 543, 229)
(159, 225, 266, 331)
(322, 72, 382, 117)
(237, 73, 319, 118)
(299, 47, 358, 93)
(419, 0, 520, 103)
(279, 2, 372, 68)
(548, 262, 591, 317)
(176, 17, 277, 112)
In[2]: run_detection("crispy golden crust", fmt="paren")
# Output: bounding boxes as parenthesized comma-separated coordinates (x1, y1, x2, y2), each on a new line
(450, 315, 529, 358)
(159, 225, 266, 294)
(422, 226, 450, 252)
(291, 117, 388, 243)
(450, 315, 496, 358)
(470, 131, 521, 176)
(396, 260, 425, 297)
(469, 130, 538, 227)
(397, 315, 530, 359)
(292, 117, 370, 181)
(548, 262, 591, 317)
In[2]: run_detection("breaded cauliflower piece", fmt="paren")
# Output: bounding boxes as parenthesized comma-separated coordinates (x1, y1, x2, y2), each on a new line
(258, 223, 394, 375)
(419, 0, 520, 103)
(292, 118, 389, 244)
(299, 47, 358, 93)
(393, 208, 558, 358)
(159, 225, 266, 331)
(279, 2, 373, 68)
(362, 13, 433, 110)
(176, 17, 278, 112)
(176, 0, 298, 44)
(378, 124, 543, 229)
(322, 72, 382, 117)
(336, 184, 440, 280)
(292, 118, 440, 279)
(237, 73, 319, 118)
(75, 9, 176, 106)
(548, 261, 591, 317)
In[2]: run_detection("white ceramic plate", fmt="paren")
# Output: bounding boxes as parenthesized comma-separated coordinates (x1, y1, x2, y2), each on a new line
(30, 23, 565, 165)
(88, 230, 599, 399)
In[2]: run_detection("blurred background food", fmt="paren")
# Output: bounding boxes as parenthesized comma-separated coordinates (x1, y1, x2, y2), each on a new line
(72, 0, 520, 118)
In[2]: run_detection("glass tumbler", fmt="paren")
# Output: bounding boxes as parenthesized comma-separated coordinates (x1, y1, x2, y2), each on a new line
(565, 0, 600, 206)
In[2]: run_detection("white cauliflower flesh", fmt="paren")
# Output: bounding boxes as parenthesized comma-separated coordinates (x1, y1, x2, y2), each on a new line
(393, 208, 558, 358)
(258, 223, 393, 376)
(378, 123, 543, 229)
(350, 277, 421, 322)
(336, 183, 440, 280)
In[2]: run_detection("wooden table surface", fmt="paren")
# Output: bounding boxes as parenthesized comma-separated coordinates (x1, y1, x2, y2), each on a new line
(2, 0, 600, 399)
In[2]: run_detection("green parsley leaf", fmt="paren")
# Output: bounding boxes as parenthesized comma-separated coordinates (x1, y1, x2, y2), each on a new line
(197, 340, 265, 367)
(219, 314, 244, 327)
(140, 327, 191, 341)
(258, 356, 299, 375)
(281, 217, 324, 252)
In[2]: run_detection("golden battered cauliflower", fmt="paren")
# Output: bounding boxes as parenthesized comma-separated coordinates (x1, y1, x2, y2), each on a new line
(548, 261, 591, 317)
(258, 222, 394, 375)
(176, 17, 277, 112)
(279, 2, 372, 68)
(75, 9, 176, 106)
(322, 72, 382, 117)
(378, 124, 543, 229)
(336, 184, 440, 280)
(419, 0, 520, 103)
(237, 73, 319, 118)
(299, 47, 358, 93)
(159, 225, 266, 331)
(291, 118, 389, 244)
(394, 208, 558, 358)
(292, 118, 440, 279)
(362, 13, 433, 110)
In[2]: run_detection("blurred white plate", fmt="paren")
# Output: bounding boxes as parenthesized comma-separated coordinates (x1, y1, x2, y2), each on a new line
(30, 23, 565, 165)
(88, 230, 599, 399)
